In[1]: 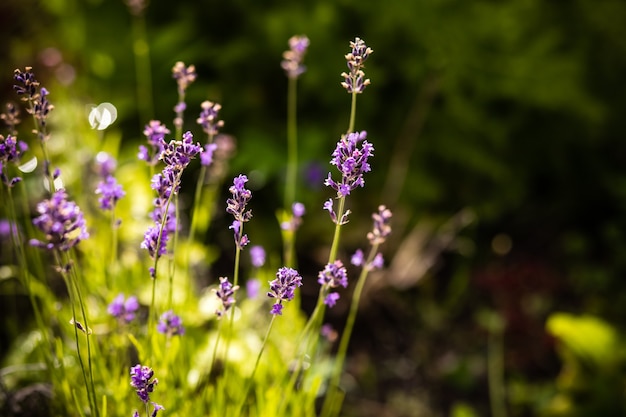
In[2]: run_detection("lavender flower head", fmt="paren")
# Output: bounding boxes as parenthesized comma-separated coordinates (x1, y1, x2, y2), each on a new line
(0, 134, 28, 187)
(157, 310, 185, 337)
(318, 260, 348, 307)
(197, 100, 224, 137)
(281, 35, 310, 79)
(226, 174, 252, 249)
(95, 175, 125, 211)
(160, 131, 203, 179)
(108, 294, 139, 323)
(214, 276, 239, 318)
(200, 143, 218, 167)
(130, 364, 162, 412)
(172, 61, 197, 95)
(325, 131, 373, 197)
(341, 37, 373, 94)
(94, 151, 117, 177)
(30, 188, 89, 252)
(13, 67, 54, 141)
(250, 245, 266, 268)
(367, 205, 392, 245)
(267, 267, 303, 315)
(139, 120, 169, 166)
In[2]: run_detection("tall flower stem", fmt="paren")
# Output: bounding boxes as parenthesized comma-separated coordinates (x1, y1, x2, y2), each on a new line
(56, 251, 99, 417)
(238, 315, 277, 415)
(321, 244, 379, 417)
(347, 91, 357, 134)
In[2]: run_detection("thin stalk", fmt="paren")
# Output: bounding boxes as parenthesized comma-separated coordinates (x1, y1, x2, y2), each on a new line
(168, 196, 179, 310)
(285, 76, 298, 210)
(55, 252, 97, 417)
(347, 91, 357, 134)
(238, 315, 277, 415)
(321, 243, 379, 417)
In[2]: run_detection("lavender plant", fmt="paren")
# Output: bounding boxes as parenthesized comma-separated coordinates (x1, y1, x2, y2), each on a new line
(0, 34, 392, 417)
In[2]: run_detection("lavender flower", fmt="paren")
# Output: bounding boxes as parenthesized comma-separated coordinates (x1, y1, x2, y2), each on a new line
(325, 131, 374, 198)
(318, 260, 349, 307)
(226, 174, 252, 249)
(352, 206, 392, 270)
(281, 201, 305, 231)
(139, 120, 170, 166)
(0, 134, 28, 187)
(281, 35, 310, 79)
(13, 68, 54, 142)
(160, 131, 203, 179)
(214, 276, 239, 318)
(0, 102, 22, 134)
(157, 310, 185, 336)
(30, 188, 89, 251)
(197, 100, 224, 137)
(0, 219, 19, 240)
(367, 205, 393, 245)
(172, 62, 196, 95)
(267, 267, 303, 315)
(95, 175, 125, 211)
(130, 364, 159, 405)
(108, 294, 139, 323)
(250, 245, 266, 268)
(172, 62, 196, 130)
(341, 37, 373, 94)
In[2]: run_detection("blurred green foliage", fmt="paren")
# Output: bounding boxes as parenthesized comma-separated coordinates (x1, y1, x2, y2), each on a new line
(3, 0, 626, 415)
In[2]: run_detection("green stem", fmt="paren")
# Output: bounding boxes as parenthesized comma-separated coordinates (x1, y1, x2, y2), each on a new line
(347, 91, 357, 134)
(321, 243, 379, 417)
(238, 315, 277, 415)
(285, 76, 298, 210)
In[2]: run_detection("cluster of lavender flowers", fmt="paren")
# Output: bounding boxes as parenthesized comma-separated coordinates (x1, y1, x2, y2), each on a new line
(351, 205, 392, 270)
(267, 267, 303, 315)
(323, 130, 374, 224)
(226, 174, 253, 249)
(318, 260, 349, 307)
(214, 276, 239, 318)
(30, 185, 89, 252)
(281, 35, 310, 79)
(94, 152, 125, 213)
(281, 202, 305, 231)
(0, 134, 28, 187)
(108, 294, 140, 323)
(130, 364, 163, 417)
(157, 310, 185, 337)
(341, 37, 373, 94)
(13, 67, 54, 142)
(172, 62, 196, 131)
(140, 130, 203, 275)
(138, 121, 170, 166)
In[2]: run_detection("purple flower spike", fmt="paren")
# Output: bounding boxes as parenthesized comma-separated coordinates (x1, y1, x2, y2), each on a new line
(267, 267, 303, 315)
(214, 276, 239, 318)
(0, 134, 28, 187)
(30, 188, 89, 252)
(351, 249, 364, 267)
(367, 205, 393, 245)
(157, 310, 185, 337)
(95, 175, 125, 211)
(282, 35, 310, 79)
(318, 260, 348, 289)
(197, 101, 224, 137)
(160, 131, 203, 176)
(325, 131, 374, 198)
(130, 364, 158, 404)
(226, 174, 253, 249)
(341, 37, 373, 94)
(172, 61, 196, 94)
(324, 292, 340, 307)
(14, 67, 54, 141)
(108, 294, 139, 323)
